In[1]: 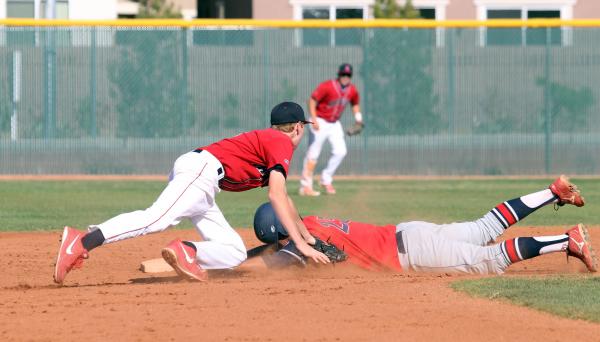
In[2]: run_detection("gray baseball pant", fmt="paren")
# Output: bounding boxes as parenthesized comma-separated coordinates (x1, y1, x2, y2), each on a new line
(396, 213, 511, 274)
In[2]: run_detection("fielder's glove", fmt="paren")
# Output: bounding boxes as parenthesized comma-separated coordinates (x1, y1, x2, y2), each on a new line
(313, 238, 347, 263)
(346, 122, 364, 136)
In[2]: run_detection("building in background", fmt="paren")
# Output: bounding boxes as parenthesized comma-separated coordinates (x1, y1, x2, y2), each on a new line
(197, 0, 252, 18)
(1, 0, 598, 21)
(0, 0, 197, 20)
(0, 0, 117, 19)
(196, 0, 600, 20)
(193, 0, 599, 47)
(196, 0, 373, 19)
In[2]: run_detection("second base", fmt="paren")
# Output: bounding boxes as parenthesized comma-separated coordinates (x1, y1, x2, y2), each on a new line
(140, 258, 174, 273)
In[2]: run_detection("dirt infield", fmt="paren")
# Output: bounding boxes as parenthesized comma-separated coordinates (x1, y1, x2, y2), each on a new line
(1, 227, 598, 341)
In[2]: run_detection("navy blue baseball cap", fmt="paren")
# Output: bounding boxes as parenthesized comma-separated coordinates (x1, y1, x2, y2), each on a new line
(253, 202, 289, 244)
(338, 63, 353, 77)
(270, 101, 312, 125)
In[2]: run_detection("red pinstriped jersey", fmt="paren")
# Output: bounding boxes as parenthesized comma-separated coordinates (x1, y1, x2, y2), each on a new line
(311, 80, 360, 123)
(303, 216, 402, 272)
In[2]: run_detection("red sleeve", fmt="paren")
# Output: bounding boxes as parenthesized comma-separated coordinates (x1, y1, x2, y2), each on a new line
(264, 137, 293, 178)
(350, 87, 360, 106)
(311, 82, 327, 102)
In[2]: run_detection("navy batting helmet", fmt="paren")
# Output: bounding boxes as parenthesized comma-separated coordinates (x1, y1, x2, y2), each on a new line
(253, 202, 289, 244)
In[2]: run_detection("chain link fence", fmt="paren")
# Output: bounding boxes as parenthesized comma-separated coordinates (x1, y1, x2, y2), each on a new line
(1, 23, 599, 175)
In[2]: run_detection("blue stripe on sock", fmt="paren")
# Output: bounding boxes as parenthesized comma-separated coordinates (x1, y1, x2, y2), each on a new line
(491, 209, 508, 228)
(506, 198, 535, 221)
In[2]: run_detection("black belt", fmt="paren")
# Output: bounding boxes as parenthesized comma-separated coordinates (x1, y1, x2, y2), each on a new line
(396, 231, 406, 254)
(193, 149, 224, 177)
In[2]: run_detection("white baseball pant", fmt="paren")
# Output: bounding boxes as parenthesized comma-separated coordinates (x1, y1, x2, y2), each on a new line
(396, 213, 510, 274)
(89, 150, 247, 270)
(300, 117, 347, 187)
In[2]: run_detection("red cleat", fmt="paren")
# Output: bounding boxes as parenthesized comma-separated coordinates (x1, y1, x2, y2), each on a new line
(549, 175, 585, 207)
(321, 183, 336, 195)
(53, 226, 89, 284)
(161, 239, 208, 281)
(566, 224, 597, 272)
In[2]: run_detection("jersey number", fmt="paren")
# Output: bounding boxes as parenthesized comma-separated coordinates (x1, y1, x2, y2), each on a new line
(317, 218, 350, 234)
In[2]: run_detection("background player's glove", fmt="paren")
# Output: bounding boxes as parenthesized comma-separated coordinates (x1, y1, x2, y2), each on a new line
(313, 238, 347, 263)
(346, 122, 364, 136)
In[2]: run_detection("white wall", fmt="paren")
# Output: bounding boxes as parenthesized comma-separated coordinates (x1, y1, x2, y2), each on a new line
(0, 1, 5, 46)
(68, 0, 118, 46)
(0, 0, 117, 19)
(0, 0, 6, 19)
(70, 0, 117, 19)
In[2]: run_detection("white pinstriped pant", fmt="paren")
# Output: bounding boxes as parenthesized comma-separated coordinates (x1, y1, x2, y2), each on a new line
(89, 151, 247, 270)
(301, 117, 347, 187)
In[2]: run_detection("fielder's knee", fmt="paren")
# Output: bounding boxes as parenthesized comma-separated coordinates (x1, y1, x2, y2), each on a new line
(332, 147, 347, 158)
(228, 236, 249, 266)
(306, 148, 321, 160)
(227, 244, 248, 268)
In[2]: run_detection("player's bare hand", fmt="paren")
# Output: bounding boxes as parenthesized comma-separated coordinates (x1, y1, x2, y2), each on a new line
(298, 242, 330, 264)
(311, 121, 320, 131)
(305, 235, 317, 245)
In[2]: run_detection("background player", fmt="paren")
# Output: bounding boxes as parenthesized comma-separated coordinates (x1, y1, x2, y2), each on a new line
(299, 63, 363, 196)
(250, 176, 596, 274)
(53, 102, 330, 285)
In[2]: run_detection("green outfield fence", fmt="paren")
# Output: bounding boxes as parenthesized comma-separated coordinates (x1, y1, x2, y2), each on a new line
(1, 19, 599, 176)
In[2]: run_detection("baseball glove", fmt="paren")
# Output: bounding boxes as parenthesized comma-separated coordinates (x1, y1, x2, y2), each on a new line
(313, 238, 347, 263)
(346, 122, 364, 136)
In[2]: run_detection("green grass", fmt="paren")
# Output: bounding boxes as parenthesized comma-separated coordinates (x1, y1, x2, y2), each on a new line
(1, 178, 598, 231)
(451, 276, 600, 323)
(2, 178, 599, 322)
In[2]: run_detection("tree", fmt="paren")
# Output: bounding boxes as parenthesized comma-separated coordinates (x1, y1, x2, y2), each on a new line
(137, 0, 182, 19)
(109, 31, 191, 138)
(0, 80, 9, 136)
(109, 1, 189, 138)
(274, 79, 298, 102)
(364, 0, 439, 134)
(536, 78, 595, 132)
(221, 93, 241, 129)
(374, 0, 420, 19)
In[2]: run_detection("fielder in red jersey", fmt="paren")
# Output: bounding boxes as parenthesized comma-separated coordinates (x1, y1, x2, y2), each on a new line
(202, 128, 294, 192)
(299, 63, 363, 197)
(311, 79, 360, 123)
(53, 102, 332, 286)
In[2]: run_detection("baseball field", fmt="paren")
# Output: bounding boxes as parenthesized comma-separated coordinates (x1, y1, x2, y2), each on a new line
(1, 177, 598, 341)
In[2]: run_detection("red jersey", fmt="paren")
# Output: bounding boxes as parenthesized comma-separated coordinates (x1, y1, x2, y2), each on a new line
(311, 79, 360, 122)
(303, 216, 401, 272)
(201, 128, 294, 192)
